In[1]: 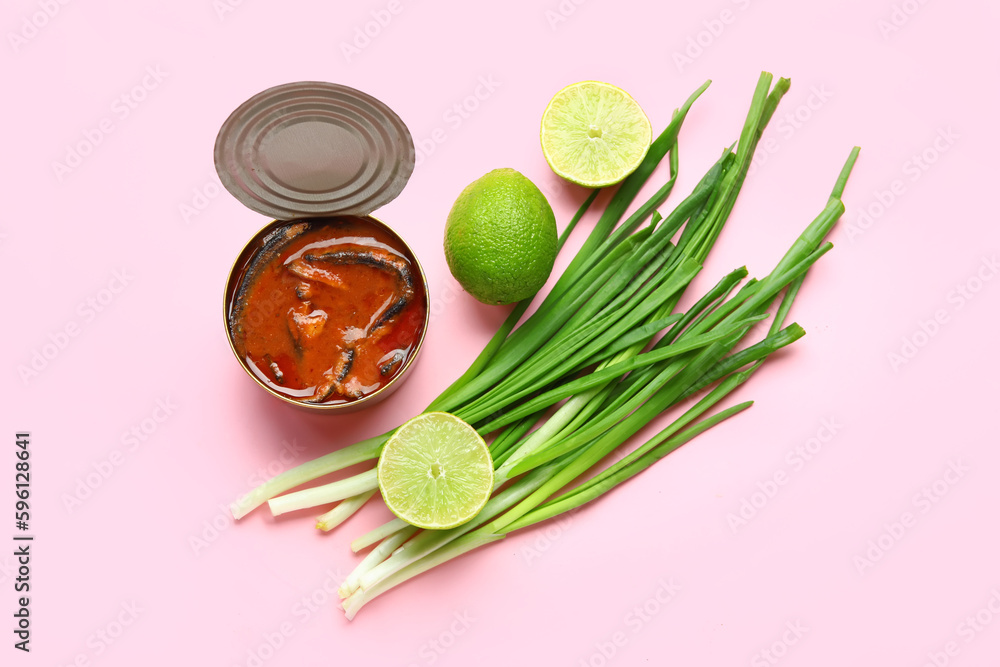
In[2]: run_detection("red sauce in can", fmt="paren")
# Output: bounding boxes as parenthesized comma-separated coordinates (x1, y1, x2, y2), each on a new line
(228, 217, 426, 405)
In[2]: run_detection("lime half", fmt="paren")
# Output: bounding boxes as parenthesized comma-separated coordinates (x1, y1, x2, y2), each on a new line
(377, 412, 494, 530)
(540, 80, 652, 188)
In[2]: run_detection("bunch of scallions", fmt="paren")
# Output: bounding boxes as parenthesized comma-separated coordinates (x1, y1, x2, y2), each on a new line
(230, 71, 859, 619)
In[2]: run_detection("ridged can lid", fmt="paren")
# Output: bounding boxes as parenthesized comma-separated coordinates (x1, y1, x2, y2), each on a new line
(214, 82, 415, 220)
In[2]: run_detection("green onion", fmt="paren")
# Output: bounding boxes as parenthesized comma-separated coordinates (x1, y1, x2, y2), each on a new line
(316, 490, 376, 532)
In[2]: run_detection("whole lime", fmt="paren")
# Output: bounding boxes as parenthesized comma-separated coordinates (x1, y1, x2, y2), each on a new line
(444, 168, 557, 305)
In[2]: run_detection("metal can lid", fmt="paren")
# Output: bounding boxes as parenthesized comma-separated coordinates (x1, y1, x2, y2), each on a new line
(214, 82, 415, 220)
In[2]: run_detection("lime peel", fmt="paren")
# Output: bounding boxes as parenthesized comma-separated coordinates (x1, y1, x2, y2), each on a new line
(444, 168, 557, 305)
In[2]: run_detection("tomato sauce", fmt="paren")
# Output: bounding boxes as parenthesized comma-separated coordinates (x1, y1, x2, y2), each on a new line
(228, 217, 426, 405)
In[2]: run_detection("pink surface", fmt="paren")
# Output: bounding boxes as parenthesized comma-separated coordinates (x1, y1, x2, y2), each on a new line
(4, 0, 1000, 665)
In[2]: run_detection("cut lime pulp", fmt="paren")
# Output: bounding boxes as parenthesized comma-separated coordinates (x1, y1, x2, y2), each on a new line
(540, 80, 652, 188)
(377, 412, 493, 530)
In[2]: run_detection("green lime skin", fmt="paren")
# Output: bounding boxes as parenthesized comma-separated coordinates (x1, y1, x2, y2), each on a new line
(444, 168, 557, 305)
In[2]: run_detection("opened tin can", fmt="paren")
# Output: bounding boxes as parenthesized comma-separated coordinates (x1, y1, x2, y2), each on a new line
(215, 82, 427, 413)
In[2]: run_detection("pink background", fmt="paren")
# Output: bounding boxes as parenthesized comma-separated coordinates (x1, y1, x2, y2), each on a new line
(4, 0, 999, 665)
